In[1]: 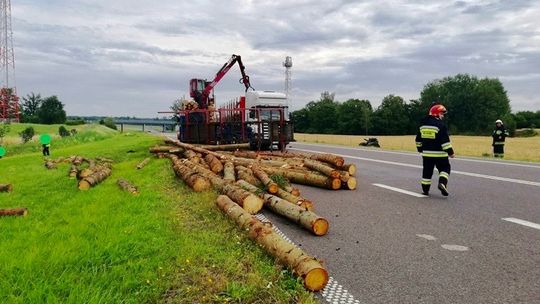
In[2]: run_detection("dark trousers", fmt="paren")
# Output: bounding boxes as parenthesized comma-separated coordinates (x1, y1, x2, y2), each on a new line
(421, 157, 451, 193)
(42, 145, 50, 156)
(493, 144, 504, 157)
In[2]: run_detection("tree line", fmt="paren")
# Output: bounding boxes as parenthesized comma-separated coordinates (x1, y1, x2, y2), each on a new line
(19, 93, 67, 124)
(292, 74, 539, 136)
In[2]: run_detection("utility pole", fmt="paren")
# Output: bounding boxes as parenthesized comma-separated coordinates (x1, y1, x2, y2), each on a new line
(0, 0, 19, 122)
(283, 56, 292, 110)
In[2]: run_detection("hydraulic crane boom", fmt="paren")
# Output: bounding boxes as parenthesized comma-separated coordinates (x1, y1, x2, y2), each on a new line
(190, 54, 254, 109)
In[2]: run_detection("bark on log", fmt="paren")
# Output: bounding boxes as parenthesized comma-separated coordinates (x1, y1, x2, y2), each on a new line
(164, 139, 227, 159)
(236, 168, 263, 187)
(149, 146, 184, 154)
(237, 180, 327, 235)
(262, 167, 341, 190)
(250, 164, 278, 194)
(216, 195, 328, 291)
(303, 159, 341, 179)
(169, 156, 212, 192)
(0, 208, 28, 217)
(197, 143, 251, 151)
(136, 158, 151, 169)
(0, 184, 13, 192)
(223, 161, 236, 182)
(44, 160, 57, 169)
(69, 165, 80, 178)
(117, 178, 139, 194)
(221, 183, 263, 214)
(275, 187, 313, 211)
(204, 154, 224, 174)
(78, 167, 112, 190)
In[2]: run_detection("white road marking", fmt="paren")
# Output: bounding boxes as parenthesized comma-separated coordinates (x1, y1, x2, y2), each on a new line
(292, 148, 540, 187)
(502, 218, 540, 230)
(255, 213, 360, 303)
(441, 244, 470, 251)
(416, 234, 438, 241)
(292, 142, 540, 169)
(373, 183, 427, 198)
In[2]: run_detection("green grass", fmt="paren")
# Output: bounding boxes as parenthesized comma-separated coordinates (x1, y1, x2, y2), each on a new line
(0, 126, 317, 303)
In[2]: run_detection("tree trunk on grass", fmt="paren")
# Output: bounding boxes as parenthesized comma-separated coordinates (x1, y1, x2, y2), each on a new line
(205, 154, 224, 174)
(216, 195, 329, 291)
(0, 184, 13, 192)
(136, 157, 151, 169)
(69, 165, 80, 178)
(0, 208, 28, 216)
(251, 164, 278, 194)
(197, 143, 250, 151)
(170, 156, 211, 192)
(223, 161, 236, 182)
(117, 178, 139, 194)
(164, 139, 227, 160)
(44, 160, 57, 169)
(78, 167, 112, 190)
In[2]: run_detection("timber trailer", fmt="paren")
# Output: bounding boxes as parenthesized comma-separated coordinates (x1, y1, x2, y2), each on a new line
(172, 54, 293, 150)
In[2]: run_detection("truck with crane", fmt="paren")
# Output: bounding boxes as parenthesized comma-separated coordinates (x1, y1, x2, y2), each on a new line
(174, 54, 293, 150)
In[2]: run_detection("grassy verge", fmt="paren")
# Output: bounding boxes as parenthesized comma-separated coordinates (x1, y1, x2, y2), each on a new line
(295, 133, 540, 163)
(0, 126, 316, 303)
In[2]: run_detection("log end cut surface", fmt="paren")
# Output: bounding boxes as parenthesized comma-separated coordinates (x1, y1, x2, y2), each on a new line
(312, 218, 329, 236)
(304, 267, 329, 291)
(344, 177, 357, 190)
(243, 194, 264, 214)
(330, 178, 342, 190)
(78, 180, 91, 190)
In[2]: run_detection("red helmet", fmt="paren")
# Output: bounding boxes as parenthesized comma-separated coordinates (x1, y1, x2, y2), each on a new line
(429, 104, 447, 116)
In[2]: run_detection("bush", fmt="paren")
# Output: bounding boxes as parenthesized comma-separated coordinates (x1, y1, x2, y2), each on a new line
(103, 117, 118, 130)
(70, 129, 78, 136)
(19, 126, 35, 143)
(59, 126, 70, 137)
(65, 119, 85, 125)
(514, 128, 538, 137)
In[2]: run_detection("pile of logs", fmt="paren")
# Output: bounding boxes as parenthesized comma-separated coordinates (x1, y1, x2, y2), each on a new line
(44, 156, 114, 190)
(150, 139, 358, 292)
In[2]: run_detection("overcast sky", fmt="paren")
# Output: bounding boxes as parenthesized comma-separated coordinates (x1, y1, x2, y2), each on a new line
(9, 0, 540, 117)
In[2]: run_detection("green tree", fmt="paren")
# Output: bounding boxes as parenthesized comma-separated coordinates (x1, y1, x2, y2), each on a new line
(38, 96, 67, 124)
(305, 92, 338, 134)
(336, 99, 373, 135)
(420, 74, 511, 134)
(19, 126, 35, 143)
(0, 122, 10, 144)
(291, 108, 310, 133)
(21, 92, 42, 123)
(371, 95, 411, 135)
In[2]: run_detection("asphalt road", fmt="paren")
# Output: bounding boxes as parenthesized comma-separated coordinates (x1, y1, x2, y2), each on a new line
(261, 142, 540, 304)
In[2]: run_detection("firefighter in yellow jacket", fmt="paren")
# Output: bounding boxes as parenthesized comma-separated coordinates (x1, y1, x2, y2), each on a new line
(415, 104, 455, 196)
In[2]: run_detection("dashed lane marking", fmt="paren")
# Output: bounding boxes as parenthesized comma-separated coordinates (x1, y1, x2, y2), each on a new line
(502, 218, 540, 231)
(255, 213, 361, 304)
(372, 183, 427, 198)
(291, 148, 540, 187)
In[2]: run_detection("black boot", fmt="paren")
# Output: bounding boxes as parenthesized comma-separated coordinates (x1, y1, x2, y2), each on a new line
(422, 184, 430, 195)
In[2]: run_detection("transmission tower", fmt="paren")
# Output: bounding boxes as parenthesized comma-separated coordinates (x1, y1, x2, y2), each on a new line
(0, 0, 19, 122)
(283, 56, 292, 107)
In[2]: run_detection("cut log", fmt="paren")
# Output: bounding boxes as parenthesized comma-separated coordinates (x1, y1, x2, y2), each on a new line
(78, 167, 112, 190)
(275, 187, 313, 211)
(236, 168, 263, 187)
(197, 143, 250, 151)
(342, 176, 357, 190)
(117, 178, 139, 194)
(216, 195, 328, 291)
(341, 163, 356, 175)
(250, 164, 278, 194)
(0, 183, 13, 192)
(221, 183, 263, 214)
(44, 160, 57, 169)
(223, 161, 236, 182)
(149, 146, 184, 154)
(69, 165, 80, 178)
(303, 159, 340, 179)
(237, 180, 328, 236)
(169, 156, 212, 192)
(262, 167, 341, 190)
(0, 208, 28, 216)
(204, 154, 224, 174)
(136, 157, 151, 169)
(164, 139, 227, 160)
